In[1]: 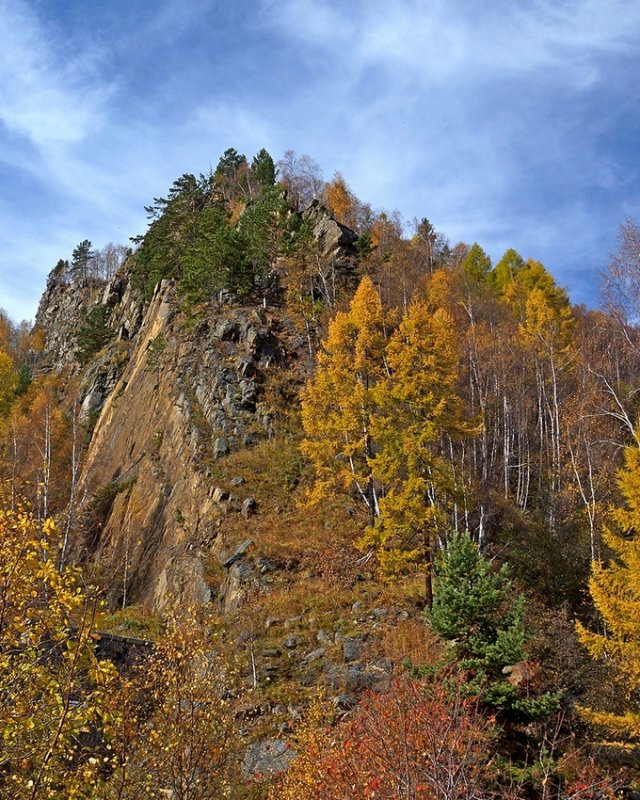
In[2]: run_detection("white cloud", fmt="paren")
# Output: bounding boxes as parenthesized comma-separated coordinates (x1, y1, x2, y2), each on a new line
(263, 0, 640, 87)
(0, 0, 113, 148)
(1, 0, 639, 321)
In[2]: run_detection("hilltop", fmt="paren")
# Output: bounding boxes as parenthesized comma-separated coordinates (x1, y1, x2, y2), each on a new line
(1, 148, 639, 797)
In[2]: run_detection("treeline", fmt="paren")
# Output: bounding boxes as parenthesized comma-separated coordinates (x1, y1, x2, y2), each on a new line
(50, 240, 129, 284)
(303, 226, 640, 609)
(2, 148, 640, 795)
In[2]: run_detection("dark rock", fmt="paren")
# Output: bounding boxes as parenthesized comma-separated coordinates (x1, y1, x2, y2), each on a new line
(323, 662, 343, 690)
(213, 437, 229, 459)
(283, 635, 298, 650)
(243, 739, 294, 780)
(300, 666, 322, 687)
(317, 630, 333, 645)
(240, 379, 257, 410)
(241, 496, 257, 519)
(214, 319, 240, 341)
(343, 636, 364, 663)
(323, 659, 392, 693)
(236, 355, 255, 378)
(345, 659, 393, 692)
(222, 538, 253, 569)
(333, 693, 357, 711)
(230, 475, 246, 487)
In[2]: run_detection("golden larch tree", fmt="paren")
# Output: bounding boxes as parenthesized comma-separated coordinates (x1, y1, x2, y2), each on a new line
(576, 439, 640, 745)
(362, 272, 477, 606)
(301, 276, 391, 524)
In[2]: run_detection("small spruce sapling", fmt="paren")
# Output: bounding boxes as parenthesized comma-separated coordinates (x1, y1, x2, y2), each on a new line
(428, 530, 560, 719)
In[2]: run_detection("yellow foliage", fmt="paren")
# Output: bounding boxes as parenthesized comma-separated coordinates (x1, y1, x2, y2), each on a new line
(576, 441, 640, 745)
(0, 346, 17, 418)
(364, 288, 478, 600)
(301, 276, 391, 522)
(0, 508, 119, 798)
(105, 606, 242, 799)
(322, 172, 358, 229)
(267, 700, 332, 800)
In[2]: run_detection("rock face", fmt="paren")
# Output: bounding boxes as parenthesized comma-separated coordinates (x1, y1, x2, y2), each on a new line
(35, 269, 144, 373)
(301, 200, 358, 276)
(302, 200, 358, 257)
(67, 279, 301, 612)
(33, 201, 358, 615)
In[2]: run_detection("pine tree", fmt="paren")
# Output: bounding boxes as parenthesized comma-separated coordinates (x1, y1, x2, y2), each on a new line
(251, 148, 276, 188)
(75, 305, 114, 365)
(181, 204, 251, 301)
(70, 239, 95, 283)
(428, 531, 559, 717)
(576, 440, 640, 744)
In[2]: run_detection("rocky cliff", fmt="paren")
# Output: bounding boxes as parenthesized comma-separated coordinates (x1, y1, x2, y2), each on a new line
(34, 202, 352, 615)
(75, 279, 303, 612)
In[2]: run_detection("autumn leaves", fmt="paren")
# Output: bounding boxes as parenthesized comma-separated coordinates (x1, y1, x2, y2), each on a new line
(301, 274, 475, 606)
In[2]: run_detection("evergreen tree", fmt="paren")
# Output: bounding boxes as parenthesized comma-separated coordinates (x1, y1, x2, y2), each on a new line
(251, 148, 276, 188)
(131, 173, 209, 298)
(215, 147, 247, 178)
(70, 239, 95, 283)
(428, 530, 558, 717)
(75, 305, 114, 365)
(576, 440, 640, 744)
(52, 258, 69, 280)
(240, 185, 294, 277)
(181, 205, 251, 301)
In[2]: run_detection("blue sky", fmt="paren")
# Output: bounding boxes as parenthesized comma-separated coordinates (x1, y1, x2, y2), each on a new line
(2, 0, 640, 322)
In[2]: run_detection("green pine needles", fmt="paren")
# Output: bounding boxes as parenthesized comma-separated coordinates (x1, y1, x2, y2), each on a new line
(428, 530, 560, 719)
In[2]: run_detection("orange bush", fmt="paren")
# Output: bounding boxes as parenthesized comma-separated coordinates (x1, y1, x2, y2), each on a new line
(273, 676, 496, 800)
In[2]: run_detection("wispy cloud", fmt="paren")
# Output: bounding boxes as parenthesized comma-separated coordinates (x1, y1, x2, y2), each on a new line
(0, 0, 113, 147)
(1, 0, 639, 319)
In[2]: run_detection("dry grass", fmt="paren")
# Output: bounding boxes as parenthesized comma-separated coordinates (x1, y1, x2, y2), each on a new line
(381, 619, 445, 667)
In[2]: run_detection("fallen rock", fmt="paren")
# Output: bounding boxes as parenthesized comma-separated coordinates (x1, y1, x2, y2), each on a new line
(212, 487, 229, 503)
(343, 636, 364, 663)
(302, 647, 326, 665)
(243, 739, 294, 779)
(222, 539, 253, 569)
(242, 497, 257, 519)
